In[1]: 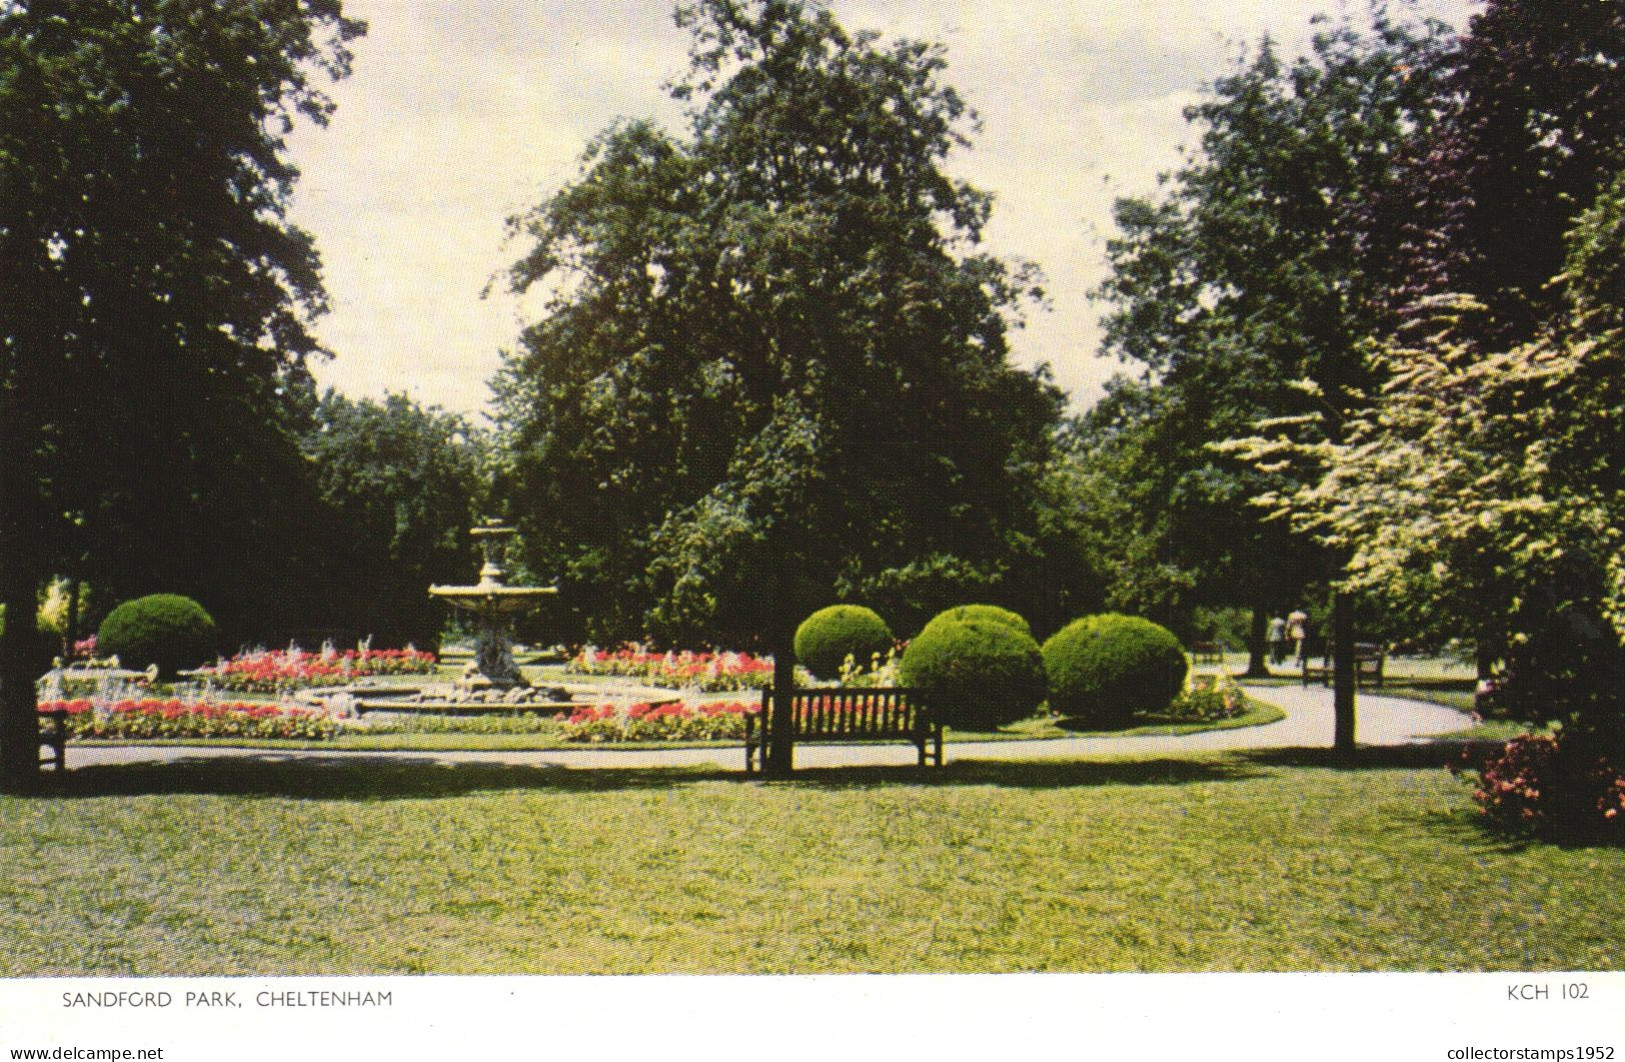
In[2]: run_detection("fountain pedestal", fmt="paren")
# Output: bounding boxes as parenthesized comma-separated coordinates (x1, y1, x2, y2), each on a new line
(429, 521, 556, 690)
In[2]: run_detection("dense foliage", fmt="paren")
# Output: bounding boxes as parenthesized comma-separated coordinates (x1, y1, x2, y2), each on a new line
(917, 604, 1031, 640)
(898, 618, 1045, 731)
(301, 392, 485, 647)
(0, 0, 364, 787)
(95, 595, 218, 681)
(494, 0, 1061, 655)
(1239, 171, 1625, 762)
(1370, 0, 1625, 349)
(794, 606, 893, 681)
(1463, 735, 1625, 843)
(1090, 8, 1450, 670)
(1042, 614, 1188, 728)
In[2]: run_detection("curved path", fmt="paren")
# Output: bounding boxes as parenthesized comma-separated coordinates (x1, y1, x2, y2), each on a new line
(58, 685, 1477, 772)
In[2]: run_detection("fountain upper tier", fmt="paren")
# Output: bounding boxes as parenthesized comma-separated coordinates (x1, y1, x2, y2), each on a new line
(429, 520, 557, 613)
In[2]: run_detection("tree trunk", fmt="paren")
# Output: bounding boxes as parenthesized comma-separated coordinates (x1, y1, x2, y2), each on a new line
(66, 577, 81, 652)
(1474, 629, 1498, 683)
(0, 556, 43, 795)
(1332, 590, 1356, 757)
(1241, 602, 1271, 678)
(766, 629, 796, 777)
(0, 392, 45, 793)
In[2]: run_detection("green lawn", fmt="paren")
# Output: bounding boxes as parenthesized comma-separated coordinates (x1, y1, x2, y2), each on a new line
(3, 749, 1618, 975)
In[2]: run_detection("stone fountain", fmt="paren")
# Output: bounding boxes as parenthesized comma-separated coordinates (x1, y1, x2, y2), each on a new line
(323, 519, 674, 717)
(429, 519, 555, 689)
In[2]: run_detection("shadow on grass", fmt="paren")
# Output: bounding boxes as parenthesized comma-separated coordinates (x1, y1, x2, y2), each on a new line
(28, 753, 1263, 801)
(1238, 740, 1505, 772)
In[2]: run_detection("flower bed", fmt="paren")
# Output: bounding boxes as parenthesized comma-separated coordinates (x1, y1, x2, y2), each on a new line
(40, 699, 339, 741)
(194, 647, 437, 693)
(557, 700, 758, 742)
(565, 645, 773, 692)
(1161, 674, 1247, 722)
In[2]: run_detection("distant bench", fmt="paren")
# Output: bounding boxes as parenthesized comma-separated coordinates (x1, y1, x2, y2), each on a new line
(1190, 641, 1227, 664)
(1302, 642, 1387, 688)
(38, 708, 69, 772)
(744, 687, 943, 773)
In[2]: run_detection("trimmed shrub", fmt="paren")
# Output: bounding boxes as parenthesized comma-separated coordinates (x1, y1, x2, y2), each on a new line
(795, 605, 893, 680)
(96, 594, 218, 680)
(1043, 613, 1188, 728)
(917, 604, 1032, 640)
(898, 618, 1046, 730)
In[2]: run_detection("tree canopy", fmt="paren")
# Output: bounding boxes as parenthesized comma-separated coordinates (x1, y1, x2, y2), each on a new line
(1370, 0, 1625, 347)
(0, 0, 364, 788)
(1255, 172, 1625, 757)
(494, 0, 1062, 650)
(1092, 8, 1451, 669)
(300, 392, 486, 647)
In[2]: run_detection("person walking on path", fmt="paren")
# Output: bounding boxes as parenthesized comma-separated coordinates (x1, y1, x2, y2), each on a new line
(1267, 615, 1288, 666)
(1287, 609, 1309, 666)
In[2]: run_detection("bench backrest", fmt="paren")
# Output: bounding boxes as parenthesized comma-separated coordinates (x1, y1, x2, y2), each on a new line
(759, 687, 926, 738)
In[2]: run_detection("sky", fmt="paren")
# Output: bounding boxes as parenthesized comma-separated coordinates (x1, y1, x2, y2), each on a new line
(285, 0, 1480, 422)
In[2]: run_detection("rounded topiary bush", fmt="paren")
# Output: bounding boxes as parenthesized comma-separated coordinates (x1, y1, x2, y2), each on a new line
(899, 618, 1046, 730)
(795, 604, 894, 680)
(917, 604, 1032, 640)
(1043, 613, 1188, 728)
(96, 594, 217, 680)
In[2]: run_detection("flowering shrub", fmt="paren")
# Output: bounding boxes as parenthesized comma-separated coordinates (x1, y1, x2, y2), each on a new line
(565, 645, 773, 692)
(195, 646, 437, 693)
(835, 646, 902, 688)
(556, 700, 758, 742)
(1462, 734, 1625, 841)
(1162, 674, 1247, 722)
(40, 699, 339, 741)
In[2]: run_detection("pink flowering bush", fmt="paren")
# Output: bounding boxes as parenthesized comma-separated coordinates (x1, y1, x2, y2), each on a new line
(566, 645, 774, 692)
(195, 647, 437, 693)
(557, 700, 758, 742)
(1461, 734, 1625, 842)
(40, 699, 339, 741)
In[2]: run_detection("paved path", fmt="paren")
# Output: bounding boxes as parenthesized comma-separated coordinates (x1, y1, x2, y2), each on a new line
(59, 684, 1477, 772)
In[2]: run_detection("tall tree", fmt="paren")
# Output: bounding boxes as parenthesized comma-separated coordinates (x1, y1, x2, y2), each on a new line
(1370, 0, 1625, 348)
(301, 392, 485, 647)
(1265, 170, 1625, 760)
(495, 0, 1060, 769)
(0, 0, 364, 790)
(1094, 8, 1451, 679)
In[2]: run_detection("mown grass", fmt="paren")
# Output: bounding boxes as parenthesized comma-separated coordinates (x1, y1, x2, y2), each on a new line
(3, 749, 1618, 975)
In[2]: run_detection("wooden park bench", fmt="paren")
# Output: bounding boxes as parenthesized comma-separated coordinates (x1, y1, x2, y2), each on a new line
(1190, 640, 1227, 664)
(1302, 642, 1386, 689)
(744, 687, 942, 773)
(38, 708, 69, 772)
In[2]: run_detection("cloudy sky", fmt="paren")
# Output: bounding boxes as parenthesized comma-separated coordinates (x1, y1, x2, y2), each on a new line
(285, 0, 1479, 421)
